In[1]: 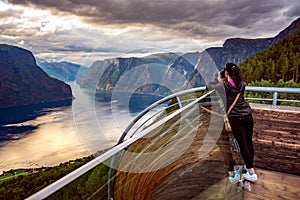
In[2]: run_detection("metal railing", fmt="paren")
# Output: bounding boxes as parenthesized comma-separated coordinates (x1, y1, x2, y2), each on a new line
(245, 86, 300, 108)
(26, 87, 213, 200)
(26, 86, 300, 199)
(117, 86, 207, 144)
(118, 86, 300, 143)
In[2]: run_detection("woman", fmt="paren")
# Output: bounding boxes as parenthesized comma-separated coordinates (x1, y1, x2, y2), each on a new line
(208, 62, 257, 183)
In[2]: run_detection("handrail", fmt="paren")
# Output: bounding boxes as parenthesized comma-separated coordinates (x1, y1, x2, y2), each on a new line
(245, 86, 300, 107)
(27, 86, 300, 199)
(26, 89, 213, 200)
(119, 86, 300, 143)
(117, 86, 207, 144)
(245, 86, 300, 93)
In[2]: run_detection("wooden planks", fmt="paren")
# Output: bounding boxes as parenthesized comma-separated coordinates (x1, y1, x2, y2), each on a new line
(113, 104, 300, 199)
(244, 169, 300, 200)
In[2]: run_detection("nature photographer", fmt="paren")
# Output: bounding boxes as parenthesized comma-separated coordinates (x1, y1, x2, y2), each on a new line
(207, 62, 258, 183)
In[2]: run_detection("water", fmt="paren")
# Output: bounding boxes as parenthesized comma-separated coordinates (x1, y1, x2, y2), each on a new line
(0, 104, 88, 173)
(0, 83, 163, 173)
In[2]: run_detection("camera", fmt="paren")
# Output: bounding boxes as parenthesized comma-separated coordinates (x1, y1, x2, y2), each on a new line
(220, 69, 225, 79)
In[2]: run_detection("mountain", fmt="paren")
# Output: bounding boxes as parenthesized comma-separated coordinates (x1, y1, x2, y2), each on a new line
(239, 30, 300, 84)
(0, 44, 72, 109)
(77, 17, 300, 95)
(207, 17, 300, 69)
(76, 60, 106, 89)
(76, 52, 208, 95)
(37, 60, 85, 82)
(270, 17, 300, 45)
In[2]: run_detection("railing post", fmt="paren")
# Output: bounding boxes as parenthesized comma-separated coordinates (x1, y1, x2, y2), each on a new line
(176, 96, 183, 108)
(272, 92, 278, 108)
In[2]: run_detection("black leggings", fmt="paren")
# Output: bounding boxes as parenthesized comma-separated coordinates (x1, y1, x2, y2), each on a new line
(229, 113, 254, 169)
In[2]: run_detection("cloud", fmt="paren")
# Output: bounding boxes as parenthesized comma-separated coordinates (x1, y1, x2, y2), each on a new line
(284, 3, 300, 17)
(1, 1, 206, 65)
(8, 0, 298, 38)
(3, 0, 300, 65)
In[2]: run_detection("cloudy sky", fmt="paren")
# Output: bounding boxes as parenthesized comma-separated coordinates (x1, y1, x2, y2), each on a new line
(1, 0, 299, 66)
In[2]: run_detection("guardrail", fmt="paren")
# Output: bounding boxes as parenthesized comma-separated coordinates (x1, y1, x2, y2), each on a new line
(119, 86, 300, 142)
(245, 86, 300, 108)
(26, 86, 300, 199)
(26, 87, 213, 200)
(117, 86, 207, 144)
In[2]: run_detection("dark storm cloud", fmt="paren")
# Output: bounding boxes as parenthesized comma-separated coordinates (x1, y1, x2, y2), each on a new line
(284, 3, 300, 17)
(8, 0, 299, 40)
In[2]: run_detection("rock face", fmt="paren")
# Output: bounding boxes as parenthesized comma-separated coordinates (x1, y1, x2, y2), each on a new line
(37, 60, 84, 82)
(207, 17, 300, 68)
(76, 52, 210, 95)
(0, 44, 72, 109)
(78, 18, 300, 94)
(76, 53, 203, 95)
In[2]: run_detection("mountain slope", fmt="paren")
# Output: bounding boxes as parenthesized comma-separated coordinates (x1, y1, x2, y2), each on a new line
(76, 53, 186, 95)
(37, 60, 83, 82)
(77, 17, 300, 94)
(239, 30, 300, 84)
(207, 17, 300, 69)
(0, 44, 72, 109)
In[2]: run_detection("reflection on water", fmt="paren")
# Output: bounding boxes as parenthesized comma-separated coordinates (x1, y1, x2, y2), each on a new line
(0, 103, 90, 173)
(71, 84, 164, 154)
(0, 125, 37, 142)
(0, 83, 164, 173)
(0, 101, 71, 142)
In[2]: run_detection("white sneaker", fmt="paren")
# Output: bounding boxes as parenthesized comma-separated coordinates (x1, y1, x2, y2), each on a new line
(235, 165, 243, 174)
(243, 171, 258, 182)
(229, 172, 240, 184)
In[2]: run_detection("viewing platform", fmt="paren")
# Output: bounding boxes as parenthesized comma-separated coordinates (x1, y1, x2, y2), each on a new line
(27, 87, 300, 200)
(112, 103, 300, 200)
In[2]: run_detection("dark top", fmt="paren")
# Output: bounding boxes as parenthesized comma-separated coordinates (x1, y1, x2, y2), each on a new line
(207, 80, 252, 118)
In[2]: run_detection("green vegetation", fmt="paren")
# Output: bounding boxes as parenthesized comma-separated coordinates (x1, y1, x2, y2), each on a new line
(244, 79, 300, 106)
(0, 156, 95, 200)
(0, 170, 30, 184)
(239, 31, 300, 84)
(238, 31, 300, 106)
(48, 163, 109, 200)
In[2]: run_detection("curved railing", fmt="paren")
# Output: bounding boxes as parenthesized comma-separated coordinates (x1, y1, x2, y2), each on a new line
(117, 86, 207, 144)
(26, 86, 300, 199)
(117, 86, 300, 144)
(27, 87, 212, 200)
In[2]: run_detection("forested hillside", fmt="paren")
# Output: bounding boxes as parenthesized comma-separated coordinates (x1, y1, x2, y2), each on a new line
(0, 156, 96, 199)
(239, 31, 300, 84)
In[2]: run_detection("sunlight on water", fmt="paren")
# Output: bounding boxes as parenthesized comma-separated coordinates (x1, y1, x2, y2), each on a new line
(0, 82, 161, 173)
(0, 105, 90, 173)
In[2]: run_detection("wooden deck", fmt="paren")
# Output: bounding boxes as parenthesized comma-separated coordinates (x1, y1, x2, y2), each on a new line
(113, 104, 300, 200)
(243, 169, 300, 200)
